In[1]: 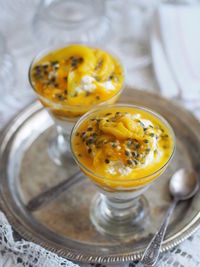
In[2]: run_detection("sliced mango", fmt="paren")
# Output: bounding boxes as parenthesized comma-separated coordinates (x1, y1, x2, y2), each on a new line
(93, 149, 103, 167)
(99, 120, 133, 139)
(67, 71, 78, 96)
(95, 50, 115, 80)
(121, 117, 144, 139)
(40, 44, 96, 72)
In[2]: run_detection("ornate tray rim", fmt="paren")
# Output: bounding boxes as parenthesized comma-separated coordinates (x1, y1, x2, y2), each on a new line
(0, 88, 200, 264)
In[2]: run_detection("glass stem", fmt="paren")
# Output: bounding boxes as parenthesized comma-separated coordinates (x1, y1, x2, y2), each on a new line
(56, 125, 71, 154)
(90, 192, 149, 237)
(100, 194, 144, 222)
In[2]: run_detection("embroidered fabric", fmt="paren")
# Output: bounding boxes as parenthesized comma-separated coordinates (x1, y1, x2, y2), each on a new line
(0, 212, 79, 267)
(1, 206, 200, 267)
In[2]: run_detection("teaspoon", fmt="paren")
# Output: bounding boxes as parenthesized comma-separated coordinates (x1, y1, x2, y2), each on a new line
(138, 168, 199, 267)
(27, 171, 83, 211)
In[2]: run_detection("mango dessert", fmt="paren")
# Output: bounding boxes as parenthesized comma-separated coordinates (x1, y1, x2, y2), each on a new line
(71, 105, 175, 189)
(29, 44, 124, 119)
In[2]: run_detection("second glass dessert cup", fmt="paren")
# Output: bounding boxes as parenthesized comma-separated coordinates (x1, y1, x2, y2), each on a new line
(71, 104, 176, 238)
(28, 45, 125, 166)
(32, 0, 110, 46)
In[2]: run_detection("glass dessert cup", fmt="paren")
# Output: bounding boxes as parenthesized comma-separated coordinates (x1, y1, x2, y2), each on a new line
(71, 104, 175, 238)
(32, 0, 110, 47)
(29, 45, 125, 166)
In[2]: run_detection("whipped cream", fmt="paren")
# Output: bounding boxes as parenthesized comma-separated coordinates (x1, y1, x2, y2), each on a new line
(75, 75, 115, 93)
(99, 81, 115, 90)
(124, 114, 154, 128)
(140, 119, 153, 128)
(75, 75, 96, 93)
(125, 113, 141, 120)
(107, 161, 132, 175)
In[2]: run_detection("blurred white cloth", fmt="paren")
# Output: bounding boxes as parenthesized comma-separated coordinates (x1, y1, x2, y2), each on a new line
(151, 4, 200, 118)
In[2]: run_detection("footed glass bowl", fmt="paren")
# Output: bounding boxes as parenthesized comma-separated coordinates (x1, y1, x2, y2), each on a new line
(29, 45, 125, 166)
(32, 0, 110, 46)
(71, 104, 175, 238)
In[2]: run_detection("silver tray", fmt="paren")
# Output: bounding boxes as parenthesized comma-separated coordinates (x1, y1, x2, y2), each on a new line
(0, 88, 200, 264)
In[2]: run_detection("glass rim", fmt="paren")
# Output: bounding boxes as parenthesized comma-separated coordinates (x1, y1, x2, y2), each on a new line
(70, 103, 176, 183)
(28, 43, 126, 110)
(35, 0, 106, 26)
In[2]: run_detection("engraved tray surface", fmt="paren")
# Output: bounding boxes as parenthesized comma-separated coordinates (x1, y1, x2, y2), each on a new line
(0, 88, 200, 264)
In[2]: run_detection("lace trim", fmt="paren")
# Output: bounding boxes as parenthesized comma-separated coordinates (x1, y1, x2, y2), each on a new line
(0, 211, 79, 267)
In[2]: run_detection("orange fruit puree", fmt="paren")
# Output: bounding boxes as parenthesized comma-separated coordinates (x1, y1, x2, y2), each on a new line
(30, 45, 124, 118)
(72, 106, 175, 189)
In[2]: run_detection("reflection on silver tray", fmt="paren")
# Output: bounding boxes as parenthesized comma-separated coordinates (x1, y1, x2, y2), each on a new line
(0, 88, 200, 264)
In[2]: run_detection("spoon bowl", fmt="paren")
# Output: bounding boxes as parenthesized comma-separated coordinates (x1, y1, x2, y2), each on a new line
(169, 168, 199, 200)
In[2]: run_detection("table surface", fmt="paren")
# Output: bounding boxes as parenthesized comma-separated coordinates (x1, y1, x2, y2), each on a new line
(0, 1, 199, 266)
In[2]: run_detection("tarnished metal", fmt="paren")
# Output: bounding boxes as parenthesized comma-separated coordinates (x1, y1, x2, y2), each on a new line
(0, 88, 199, 264)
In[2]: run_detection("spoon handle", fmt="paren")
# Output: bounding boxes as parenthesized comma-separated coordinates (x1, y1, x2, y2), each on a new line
(27, 171, 82, 212)
(141, 199, 178, 266)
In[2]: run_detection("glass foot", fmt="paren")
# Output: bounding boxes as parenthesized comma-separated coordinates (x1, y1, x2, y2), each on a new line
(90, 193, 149, 239)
